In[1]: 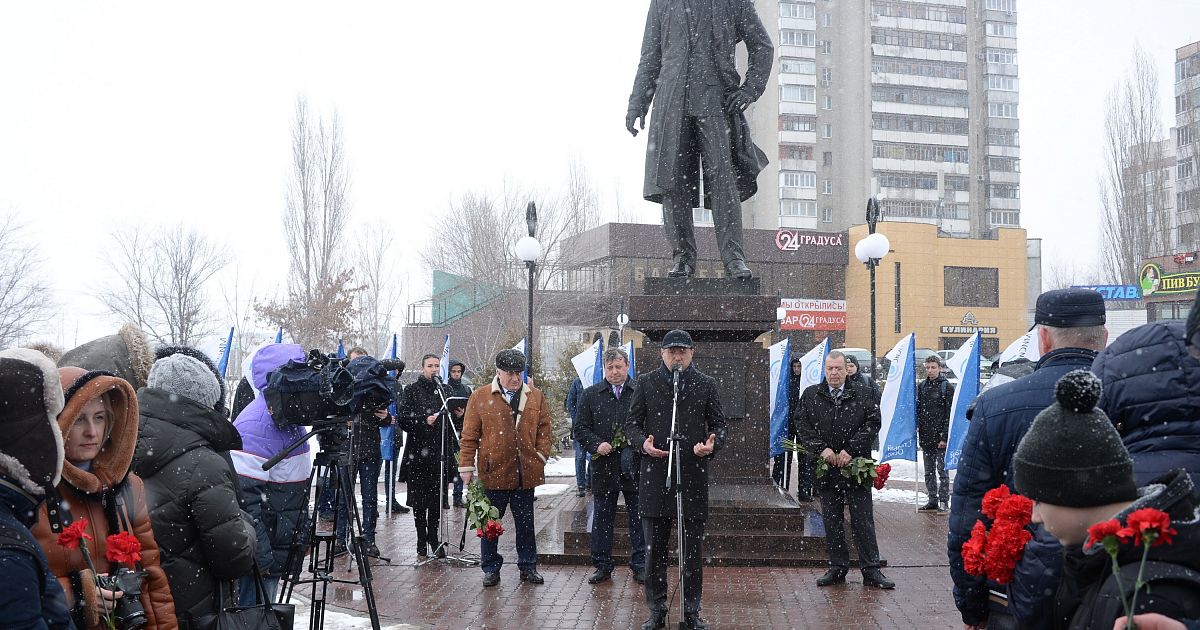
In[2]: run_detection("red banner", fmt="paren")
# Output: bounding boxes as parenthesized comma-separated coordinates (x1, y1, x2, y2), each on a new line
(782, 310, 847, 331)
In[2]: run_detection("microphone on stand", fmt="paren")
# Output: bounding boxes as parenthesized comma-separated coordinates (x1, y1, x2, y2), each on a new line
(672, 364, 682, 390)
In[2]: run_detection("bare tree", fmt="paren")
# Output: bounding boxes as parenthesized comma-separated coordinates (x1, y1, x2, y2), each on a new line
(263, 95, 355, 350)
(0, 213, 54, 347)
(218, 265, 267, 379)
(100, 224, 228, 346)
(354, 221, 401, 355)
(1100, 46, 1175, 283)
(1044, 253, 1101, 291)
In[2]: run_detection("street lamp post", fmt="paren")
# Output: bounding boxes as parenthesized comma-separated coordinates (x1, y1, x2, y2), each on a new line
(515, 202, 542, 376)
(855, 198, 891, 382)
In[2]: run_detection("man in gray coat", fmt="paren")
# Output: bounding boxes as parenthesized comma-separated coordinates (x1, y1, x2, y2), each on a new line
(626, 0, 773, 279)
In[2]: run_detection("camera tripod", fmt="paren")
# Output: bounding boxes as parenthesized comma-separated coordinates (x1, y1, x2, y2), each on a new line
(415, 376, 477, 568)
(268, 418, 383, 630)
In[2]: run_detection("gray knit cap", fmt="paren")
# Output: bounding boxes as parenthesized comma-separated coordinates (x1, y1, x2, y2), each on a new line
(1013, 370, 1138, 508)
(147, 353, 222, 410)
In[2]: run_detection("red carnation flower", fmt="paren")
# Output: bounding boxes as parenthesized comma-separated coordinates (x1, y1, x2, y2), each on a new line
(1125, 508, 1177, 547)
(981, 485, 1011, 520)
(873, 463, 891, 490)
(56, 519, 92, 550)
(1086, 519, 1126, 550)
(962, 520, 988, 576)
(996, 494, 1034, 528)
(983, 520, 1031, 585)
(475, 527, 485, 539)
(484, 519, 505, 542)
(105, 532, 142, 565)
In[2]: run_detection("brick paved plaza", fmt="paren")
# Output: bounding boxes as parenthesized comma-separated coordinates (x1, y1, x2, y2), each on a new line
(296, 466, 961, 629)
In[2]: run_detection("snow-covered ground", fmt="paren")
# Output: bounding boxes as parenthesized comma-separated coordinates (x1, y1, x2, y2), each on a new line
(289, 595, 419, 630)
(868, 451, 956, 506)
(543, 455, 576, 478)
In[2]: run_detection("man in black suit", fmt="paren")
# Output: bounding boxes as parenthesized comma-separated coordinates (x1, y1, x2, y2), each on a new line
(625, 330, 727, 630)
(574, 347, 645, 586)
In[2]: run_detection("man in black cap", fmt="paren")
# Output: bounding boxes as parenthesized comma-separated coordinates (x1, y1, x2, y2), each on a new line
(625, 329, 727, 630)
(459, 349, 554, 588)
(948, 288, 1108, 630)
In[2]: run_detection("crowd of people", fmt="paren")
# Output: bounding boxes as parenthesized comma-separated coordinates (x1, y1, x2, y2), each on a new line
(6, 284, 1200, 629)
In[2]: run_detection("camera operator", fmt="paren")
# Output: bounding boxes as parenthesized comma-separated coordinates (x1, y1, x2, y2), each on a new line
(333, 348, 393, 558)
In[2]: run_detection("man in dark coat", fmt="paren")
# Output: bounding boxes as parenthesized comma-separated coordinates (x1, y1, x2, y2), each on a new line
(445, 360, 472, 508)
(948, 288, 1108, 630)
(0, 349, 75, 630)
(398, 354, 457, 560)
(626, 0, 773, 279)
(915, 355, 954, 512)
(782, 356, 816, 501)
(794, 350, 893, 590)
(574, 347, 645, 586)
(625, 330, 726, 630)
(133, 351, 256, 628)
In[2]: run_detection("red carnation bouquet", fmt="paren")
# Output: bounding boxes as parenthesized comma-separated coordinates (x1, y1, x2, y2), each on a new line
(55, 518, 144, 630)
(466, 480, 505, 542)
(1086, 507, 1177, 629)
(961, 485, 1034, 584)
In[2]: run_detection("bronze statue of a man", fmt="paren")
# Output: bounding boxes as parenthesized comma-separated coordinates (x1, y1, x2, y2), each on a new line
(626, 0, 773, 280)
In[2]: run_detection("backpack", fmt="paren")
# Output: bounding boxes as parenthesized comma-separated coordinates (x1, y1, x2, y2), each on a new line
(1071, 561, 1200, 629)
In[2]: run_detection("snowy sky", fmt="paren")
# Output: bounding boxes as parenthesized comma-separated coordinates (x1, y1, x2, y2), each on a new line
(1, 1, 1197, 349)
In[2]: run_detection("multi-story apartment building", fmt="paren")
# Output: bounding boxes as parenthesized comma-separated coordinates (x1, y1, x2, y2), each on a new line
(1175, 41, 1200, 252)
(741, 0, 1021, 237)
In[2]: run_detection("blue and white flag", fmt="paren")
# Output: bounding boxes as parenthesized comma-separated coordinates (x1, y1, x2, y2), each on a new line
(512, 338, 528, 382)
(274, 327, 283, 344)
(798, 337, 830, 393)
(878, 333, 918, 464)
(768, 338, 791, 458)
(336, 339, 345, 359)
(945, 332, 982, 471)
(571, 338, 604, 385)
(381, 332, 400, 461)
(440, 335, 451, 382)
(216, 327, 235, 378)
(626, 340, 636, 380)
(997, 329, 1040, 365)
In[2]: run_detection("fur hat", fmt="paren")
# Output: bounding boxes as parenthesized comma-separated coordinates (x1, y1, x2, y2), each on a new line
(59, 324, 153, 390)
(148, 353, 222, 410)
(57, 367, 139, 494)
(153, 345, 226, 411)
(0, 349, 66, 495)
(1013, 370, 1139, 508)
(495, 349, 526, 373)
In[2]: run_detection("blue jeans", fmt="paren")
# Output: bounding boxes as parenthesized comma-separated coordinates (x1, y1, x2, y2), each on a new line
(480, 488, 537, 574)
(237, 574, 279, 606)
(591, 474, 645, 573)
(335, 458, 381, 542)
(573, 440, 591, 488)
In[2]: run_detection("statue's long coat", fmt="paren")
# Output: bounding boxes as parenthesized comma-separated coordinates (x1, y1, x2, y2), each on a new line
(627, 0, 774, 207)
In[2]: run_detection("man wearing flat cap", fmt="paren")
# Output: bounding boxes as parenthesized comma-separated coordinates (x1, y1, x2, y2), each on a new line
(948, 288, 1108, 630)
(625, 329, 727, 630)
(458, 349, 553, 588)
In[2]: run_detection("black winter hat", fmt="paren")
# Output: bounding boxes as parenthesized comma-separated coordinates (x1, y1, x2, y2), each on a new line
(495, 349, 526, 373)
(662, 329, 694, 349)
(1013, 370, 1139, 508)
(0, 349, 65, 496)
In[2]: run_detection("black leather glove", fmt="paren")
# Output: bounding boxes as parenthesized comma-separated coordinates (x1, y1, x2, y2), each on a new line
(626, 110, 646, 136)
(724, 89, 751, 114)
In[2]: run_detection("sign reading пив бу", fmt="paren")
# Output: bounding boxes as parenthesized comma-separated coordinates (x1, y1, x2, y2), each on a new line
(1070, 285, 1142, 301)
(1139, 263, 1200, 297)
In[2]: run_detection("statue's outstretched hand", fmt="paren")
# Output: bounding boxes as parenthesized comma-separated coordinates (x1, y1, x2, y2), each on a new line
(626, 111, 645, 136)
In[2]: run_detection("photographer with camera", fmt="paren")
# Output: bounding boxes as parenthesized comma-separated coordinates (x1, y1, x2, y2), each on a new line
(331, 350, 395, 558)
(32, 367, 177, 630)
(231, 343, 312, 606)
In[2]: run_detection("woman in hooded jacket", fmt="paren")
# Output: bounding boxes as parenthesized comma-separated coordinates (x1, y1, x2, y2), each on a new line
(31, 367, 177, 630)
(132, 350, 256, 629)
(230, 343, 312, 605)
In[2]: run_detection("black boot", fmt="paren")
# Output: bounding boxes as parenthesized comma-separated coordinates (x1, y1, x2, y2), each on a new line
(641, 610, 667, 630)
(668, 260, 694, 277)
(727, 259, 752, 279)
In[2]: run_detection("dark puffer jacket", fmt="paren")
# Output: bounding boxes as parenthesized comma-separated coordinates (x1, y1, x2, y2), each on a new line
(1092, 320, 1200, 487)
(132, 387, 256, 628)
(948, 347, 1099, 628)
